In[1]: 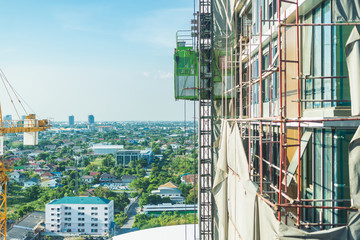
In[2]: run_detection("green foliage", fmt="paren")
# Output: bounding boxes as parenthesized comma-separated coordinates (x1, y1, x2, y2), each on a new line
(179, 183, 193, 198)
(138, 194, 164, 207)
(130, 192, 139, 198)
(185, 184, 198, 204)
(129, 177, 150, 194)
(93, 187, 130, 211)
(101, 154, 115, 167)
(133, 212, 197, 230)
(114, 212, 128, 227)
(24, 186, 41, 201)
(169, 155, 197, 175)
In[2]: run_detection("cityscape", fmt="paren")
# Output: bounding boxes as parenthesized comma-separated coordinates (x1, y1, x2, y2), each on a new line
(6, 117, 198, 239)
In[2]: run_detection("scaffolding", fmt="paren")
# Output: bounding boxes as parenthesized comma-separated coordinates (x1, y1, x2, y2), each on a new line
(198, 0, 214, 239)
(219, 0, 360, 235)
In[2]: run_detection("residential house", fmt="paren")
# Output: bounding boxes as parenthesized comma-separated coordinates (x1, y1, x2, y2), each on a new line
(121, 175, 137, 185)
(151, 182, 185, 204)
(181, 174, 198, 186)
(90, 172, 100, 176)
(41, 172, 54, 181)
(34, 169, 46, 175)
(29, 163, 39, 169)
(82, 175, 95, 184)
(9, 171, 26, 184)
(7, 211, 45, 240)
(41, 179, 58, 188)
(51, 172, 63, 178)
(24, 178, 39, 188)
(65, 166, 76, 171)
(99, 173, 119, 184)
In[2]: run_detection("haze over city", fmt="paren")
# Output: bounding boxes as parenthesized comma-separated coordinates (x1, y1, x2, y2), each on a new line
(0, 0, 196, 122)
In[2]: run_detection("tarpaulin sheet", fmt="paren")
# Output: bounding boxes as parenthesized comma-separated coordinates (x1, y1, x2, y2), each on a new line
(345, 26, 360, 116)
(333, 0, 360, 22)
(215, 120, 360, 240)
(213, 120, 229, 240)
(349, 125, 360, 208)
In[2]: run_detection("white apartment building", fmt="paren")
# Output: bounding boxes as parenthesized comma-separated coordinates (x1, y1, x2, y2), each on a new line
(45, 196, 114, 235)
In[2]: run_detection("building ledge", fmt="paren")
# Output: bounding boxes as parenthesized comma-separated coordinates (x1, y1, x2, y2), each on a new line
(303, 106, 351, 118)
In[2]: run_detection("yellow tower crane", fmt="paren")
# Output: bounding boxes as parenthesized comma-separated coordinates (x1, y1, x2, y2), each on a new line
(0, 69, 51, 239)
(0, 114, 51, 239)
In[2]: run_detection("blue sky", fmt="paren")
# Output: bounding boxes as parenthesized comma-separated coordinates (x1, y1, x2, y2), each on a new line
(0, 0, 196, 121)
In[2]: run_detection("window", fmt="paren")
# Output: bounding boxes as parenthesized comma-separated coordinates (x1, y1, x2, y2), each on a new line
(64, 223, 71, 227)
(91, 218, 98, 221)
(51, 208, 54, 210)
(65, 218, 71, 221)
(78, 207, 84, 210)
(105, 218, 108, 221)
(78, 223, 85, 227)
(64, 207, 71, 210)
(78, 212, 84, 215)
(78, 218, 84, 221)
(104, 207, 108, 210)
(104, 213, 108, 216)
(65, 212, 71, 215)
(91, 229, 98, 233)
(105, 224, 108, 227)
(91, 223, 98, 227)
(91, 212, 98, 216)
(51, 219, 55, 222)
(303, 0, 350, 110)
(91, 207, 98, 210)
(78, 229, 85, 232)
(51, 213, 54, 216)
(302, 128, 354, 227)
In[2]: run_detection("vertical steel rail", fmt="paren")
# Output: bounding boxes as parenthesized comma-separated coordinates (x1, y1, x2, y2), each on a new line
(198, 0, 214, 239)
(259, 8, 264, 194)
(248, 29, 253, 174)
(295, 0, 301, 227)
(277, 0, 284, 221)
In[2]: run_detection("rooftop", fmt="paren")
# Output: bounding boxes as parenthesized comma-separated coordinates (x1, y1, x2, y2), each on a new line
(92, 144, 124, 149)
(48, 196, 111, 205)
(159, 182, 178, 189)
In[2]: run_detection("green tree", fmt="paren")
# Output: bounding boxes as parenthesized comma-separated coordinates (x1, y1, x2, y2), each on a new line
(24, 186, 41, 201)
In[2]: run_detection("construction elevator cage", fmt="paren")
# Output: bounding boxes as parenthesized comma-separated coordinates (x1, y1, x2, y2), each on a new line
(174, 31, 199, 100)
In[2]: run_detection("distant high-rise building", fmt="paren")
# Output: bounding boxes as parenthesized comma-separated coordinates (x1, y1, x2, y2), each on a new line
(3, 115, 12, 121)
(69, 115, 75, 126)
(88, 114, 95, 124)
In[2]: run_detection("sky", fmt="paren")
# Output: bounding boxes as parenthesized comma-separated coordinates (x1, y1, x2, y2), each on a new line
(0, 0, 197, 122)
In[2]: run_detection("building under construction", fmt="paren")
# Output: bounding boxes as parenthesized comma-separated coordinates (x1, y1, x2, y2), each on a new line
(175, 0, 360, 239)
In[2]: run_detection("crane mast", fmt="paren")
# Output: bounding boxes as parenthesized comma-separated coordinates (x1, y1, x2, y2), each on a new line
(0, 112, 51, 239)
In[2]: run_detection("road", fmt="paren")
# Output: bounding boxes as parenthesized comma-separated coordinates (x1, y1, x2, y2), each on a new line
(116, 198, 139, 235)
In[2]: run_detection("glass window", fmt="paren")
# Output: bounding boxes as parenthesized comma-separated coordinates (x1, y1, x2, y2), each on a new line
(313, 7, 322, 109)
(323, 1, 331, 108)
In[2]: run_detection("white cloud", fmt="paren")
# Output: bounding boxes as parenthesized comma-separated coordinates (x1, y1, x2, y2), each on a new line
(157, 70, 172, 79)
